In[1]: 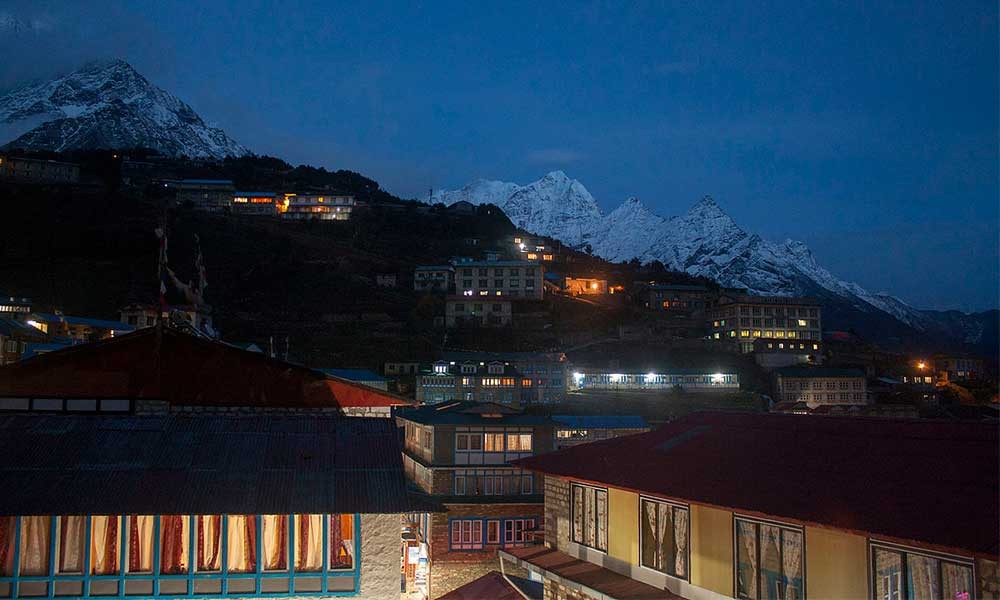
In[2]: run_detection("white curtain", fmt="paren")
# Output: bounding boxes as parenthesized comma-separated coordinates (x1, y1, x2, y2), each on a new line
(642, 501, 657, 568)
(19, 516, 50, 576)
(738, 521, 758, 599)
(90, 516, 119, 575)
(58, 516, 85, 573)
(197, 516, 221, 571)
(782, 530, 803, 600)
(584, 489, 596, 547)
(262, 515, 287, 571)
(226, 515, 257, 573)
(572, 487, 584, 543)
(295, 515, 322, 572)
(596, 490, 608, 551)
(656, 504, 670, 572)
(128, 515, 154, 573)
(673, 508, 688, 577)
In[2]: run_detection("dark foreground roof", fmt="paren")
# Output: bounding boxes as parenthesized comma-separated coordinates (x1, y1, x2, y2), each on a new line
(438, 570, 542, 600)
(0, 414, 435, 515)
(514, 411, 999, 557)
(552, 415, 649, 429)
(397, 401, 555, 426)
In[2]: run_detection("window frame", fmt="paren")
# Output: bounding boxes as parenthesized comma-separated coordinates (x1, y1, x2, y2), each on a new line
(638, 496, 690, 581)
(867, 540, 976, 600)
(570, 483, 608, 553)
(732, 515, 806, 600)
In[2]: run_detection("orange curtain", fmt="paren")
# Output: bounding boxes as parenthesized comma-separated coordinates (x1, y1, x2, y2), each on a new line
(295, 515, 322, 572)
(197, 516, 221, 571)
(160, 516, 189, 574)
(330, 514, 353, 569)
(0, 517, 14, 576)
(90, 516, 119, 575)
(226, 516, 257, 573)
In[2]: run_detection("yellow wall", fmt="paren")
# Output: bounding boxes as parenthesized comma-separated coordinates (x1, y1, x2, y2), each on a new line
(805, 526, 868, 599)
(607, 488, 639, 564)
(691, 504, 734, 597)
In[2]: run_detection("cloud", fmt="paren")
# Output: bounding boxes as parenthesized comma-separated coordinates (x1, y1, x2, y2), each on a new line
(525, 147, 586, 165)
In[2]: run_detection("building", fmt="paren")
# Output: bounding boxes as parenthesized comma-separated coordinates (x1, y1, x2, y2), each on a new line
(317, 368, 391, 391)
(278, 193, 355, 221)
(935, 355, 987, 382)
(26, 313, 133, 343)
(501, 412, 997, 600)
(0, 154, 80, 183)
(374, 273, 397, 288)
(119, 304, 215, 335)
(0, 295, 32, 321)
(569, 369, 740, 393)
(552, 415, 650, 449)
(414, 266, 454, 293)
(0, 317, 47, 365)
(774, 367, 867, 408)
(708, 293, 822, 353)
(169, 179, 236, 211)
(442, 351, 568, 404)
(231, 191, 277, 215)
(753, 338, 823, 369)
(0, 413, 432, 599)
(416, 360, 527, 405)
(509, 236, 555, 262)
(445, 297, 512, 328)
(397, 402, 555, 598)
(384, 361, 420, 376)
(643, 284, 712, 315)
(564, 277, 608, 296)
(453, 261, 544, 300)
(437, 570, 541, 600)
(0, 326, 414, 418)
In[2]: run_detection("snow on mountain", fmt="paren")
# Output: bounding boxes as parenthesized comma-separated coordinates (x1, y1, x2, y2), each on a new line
(0, 59, 247, 159)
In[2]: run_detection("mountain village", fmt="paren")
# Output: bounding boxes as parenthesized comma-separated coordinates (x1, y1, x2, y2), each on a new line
(0, 59, 996, 600)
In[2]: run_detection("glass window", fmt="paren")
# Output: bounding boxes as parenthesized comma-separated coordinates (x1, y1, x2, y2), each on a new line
(19, 516, 50, 576)
(196, 516, 222, 572)
(160, 515, 189, 574)
(640, 499, 689, 579)
(330, 514, 354, 570)
(127, 515, 154, 573)
(90, 515, 120, 575)
(450, 520, 483, 551)
(736, 518, 803, 600)
(295, 515, 323, 572)
(0, 517, 13, 576)
(57, 516, 85, 574)
(226, 515, 257, 573)
(486, 521, 500, 545)
(506, 433, 532, 452)
(571, 484, 608, 552)
(261, 515, 288, 571)
(485, 433, 504, 452)
(872, 544, 973, 600)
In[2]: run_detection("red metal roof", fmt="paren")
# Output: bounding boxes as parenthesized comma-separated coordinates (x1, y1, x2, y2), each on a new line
(438, 570, 539, 600)
(514, 412, 999, 557)
(0, 327, 412, 409)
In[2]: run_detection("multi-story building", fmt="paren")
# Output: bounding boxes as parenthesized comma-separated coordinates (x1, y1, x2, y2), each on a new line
(26, 312, 133, 343)
(416, 360, 526, 405)
(442, 351, 568, 404)
(499, 412, 996, 600)
(935, 355, 987, 382)
(643, 284, 713, 315)
(445, 297, 512, 328)
(0, 317, 47, 365)
(398, 402, 555, 598)
(0, 295, 32, 321)
(708, 293, 822, 353)
(0, 154, 80, 183)
(414, 266, 454, 293)
(509, 236, 555, 262)
(569, 369, 740, 393)
(753, 338, 823, 370)
(774, 366, 867, 408)
(552, 415, 650, 449)
(564, 277, 608, 296)
(453, 260, 544, 300)
(230, 191, 277, 215)
(119, 304, 215, 335)
(278, 193, 354, 221)
(168, 179, 236, 211)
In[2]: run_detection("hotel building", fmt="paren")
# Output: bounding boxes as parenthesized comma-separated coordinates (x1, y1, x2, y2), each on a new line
(708, 293, 822, 354)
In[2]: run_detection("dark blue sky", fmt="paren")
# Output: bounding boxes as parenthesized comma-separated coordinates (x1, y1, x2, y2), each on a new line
(3, 1, 998, 311)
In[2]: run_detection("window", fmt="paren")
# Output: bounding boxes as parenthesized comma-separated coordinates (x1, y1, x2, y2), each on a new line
(484, 433, 504, 452)
(57, 516, 85, 574)
(262, 515, 288, 571)
(450, 520, 483, 550)
(641, 498, 689, 579)
(735, 517, 803, 600)
(871, 543, 973, 600)
(571, 484, 608, 552)
(329, 514, 355, 570)
(227, 515, 257, 573)
(196, 515, 222, 571)
(91, 515, 121, 575)
(127, 515, 155, 573)
(506, 433, 532, 452)
(159, 515, 189, 574)
(19, 516, 51, 576)
(503, 519, 536, 545)
(486, 521, 501, 544)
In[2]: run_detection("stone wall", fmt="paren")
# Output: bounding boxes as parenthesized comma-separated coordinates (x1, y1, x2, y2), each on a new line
(544, 476, 570, 549)
(359, 513, 402, 600)
(543, 578, 595, 600)
(979, 559, 1000, 600)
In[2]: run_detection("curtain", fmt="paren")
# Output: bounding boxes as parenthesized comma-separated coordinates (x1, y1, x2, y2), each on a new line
(0, 516, 13, 576)
(128, 515, 154, 573)
(781, 530, 803, 600)
(572, 486, 584, 543)
(673, 508, 688, 578)
(295, 515, 322, 572)
(330, 514, 353, 569)
(737, 521, 758, 599)
(656, 504, 671, 572)
(197, 516, 221, 571)
(596, 490, 608, 551)
(226, 515, 257, 573)
(58, 516, 85, 573)
(262, 515, 287, 571)
(584, 489, 596, 547)
(19, 516, 50, 576)
(941, 563, 973, 600)
(160, 516, 189, 574)
(641, 501, 657, 569)
(906, 554, 939, 600)
(90, 516, 119, 575)
(760, 525, 781, 600)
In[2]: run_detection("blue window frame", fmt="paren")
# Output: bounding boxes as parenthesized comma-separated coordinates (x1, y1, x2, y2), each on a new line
(0, 514, 361, 598)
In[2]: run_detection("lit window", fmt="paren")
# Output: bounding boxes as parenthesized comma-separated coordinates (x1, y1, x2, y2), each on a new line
(641, 498, 689, 579)
(571, 484, 608, 552)
(736, 518, 803, 599)
(329, 514, 355, 569)
(127, 515, 154, 573)
(160, 515, 190, 574)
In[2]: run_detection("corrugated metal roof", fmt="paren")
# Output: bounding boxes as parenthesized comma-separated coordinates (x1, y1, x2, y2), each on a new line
(0, 317, 47, 339)
(0, 414, 436, 515)
(318, 368, 388, 382)
(397, 402, 556, 426)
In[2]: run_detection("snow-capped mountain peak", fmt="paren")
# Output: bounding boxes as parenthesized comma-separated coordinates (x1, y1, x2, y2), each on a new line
(0, 59, 248, 159)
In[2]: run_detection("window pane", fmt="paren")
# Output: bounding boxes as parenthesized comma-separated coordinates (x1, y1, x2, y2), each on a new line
(759, 525, 781, 600)
(596, 489, 607, 551)
(655, 504, 675, 574)
(469, 435, 482, 450)
(19, 516, 50, 576)
(941, 562, 973, 600)
(197, 516, 222, 572)
(127, 515, 154, 573)
(226, 515, 257, 573)
(781, 530, 803, 600)
(673, 507, 688, 578)
(906, 554, 940, 600)
(873, 549, 902, 600)
(640, 501, 657, 569)
(262, 515, 288, 571)
(487, 521, 500, 544)
(295, 515, 322, 572)
(736, 521, 759, 599)
(0, 516, 13, 576)
(330, 514, 354, 570)
(58, 516, 85, 574)
(90, 515, 120, 575)
(572, 486, 584, 543)
(160, 515, 189, 574)
(584, 488, 596, 547)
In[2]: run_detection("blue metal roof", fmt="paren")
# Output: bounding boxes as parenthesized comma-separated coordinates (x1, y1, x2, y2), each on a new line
(30, 312, 133, 330)
(551, 415, 650, 430)
(318, 368, 389, 382)
(0, 317, 47, 339)
(21, 342, 74, 359)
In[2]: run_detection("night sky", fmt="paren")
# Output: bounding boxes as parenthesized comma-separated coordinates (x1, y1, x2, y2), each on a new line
(2, 1, 997, 312)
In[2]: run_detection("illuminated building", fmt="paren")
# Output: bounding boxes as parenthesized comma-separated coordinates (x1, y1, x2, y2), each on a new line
(452, 260, 544, 300)
(278, 194, 354, 221)
(773, 367, 867, 408)
(563, 277, 608, 296)
(230, 191, 277, 215)
(708, 293, 822, 354)
(25, 312, 133, 343)
(441, 351, 568, 404)
(568, 369, 740, 392)
(444, 297, 512, 328)
(552, 415, 650, 449)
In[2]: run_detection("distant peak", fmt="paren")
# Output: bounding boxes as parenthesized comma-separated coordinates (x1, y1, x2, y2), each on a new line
(542, 170, 570, 181)
(686, 195, 727, 218)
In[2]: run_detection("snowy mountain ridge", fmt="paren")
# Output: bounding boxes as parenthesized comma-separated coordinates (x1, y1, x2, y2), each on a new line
(433, 171, 989, 344)
(0, 59, 247, 159)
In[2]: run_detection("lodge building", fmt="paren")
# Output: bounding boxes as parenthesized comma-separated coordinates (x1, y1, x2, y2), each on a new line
(708, 293, 822, 354)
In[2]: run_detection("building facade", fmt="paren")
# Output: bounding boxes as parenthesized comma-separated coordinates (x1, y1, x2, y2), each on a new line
(753, 338, 823, 370)
(564, 278, 608, 296)
(0, 155, 80, 183)
(279, 193, 354, 221)
(643, 284, 712, 315)
(935, 356, 987, 382)
(441, 351, 568, 405)
(398, 402, 554, 598)
(453, 261, 544, 300)
(444, 298, 511, 328)
(708, 294, 822, 354)
(416, 361, 526, 405)
(774, 367, 867, 408)
(501, 412, 997, 600)
(0, 296, 32, 321)
(231, 192, 277, 215)
(0, 318, 47, 365)
(170, 179, 236, 212)
(26, 313, 133, 343)
(414, 266, 454, 293)
(552, 415, 650, 450)
(569, 369, 740, 393)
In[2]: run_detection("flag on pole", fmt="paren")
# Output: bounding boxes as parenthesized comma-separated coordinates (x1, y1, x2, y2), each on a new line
(155, 227, 169, 315)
